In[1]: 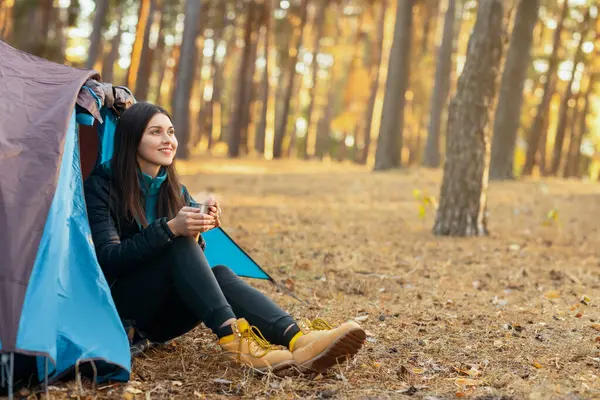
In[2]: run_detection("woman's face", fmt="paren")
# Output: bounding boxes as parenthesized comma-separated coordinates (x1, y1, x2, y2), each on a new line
(137, 113, 178, 173)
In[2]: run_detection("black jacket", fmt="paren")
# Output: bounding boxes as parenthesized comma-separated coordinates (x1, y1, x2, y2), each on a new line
(83, 165, 206, 284)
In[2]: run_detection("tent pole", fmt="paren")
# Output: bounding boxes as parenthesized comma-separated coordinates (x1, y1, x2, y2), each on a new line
(1, 353, 5, 387)
(8, 353, 13, 400)
(44, 356, 49, 398)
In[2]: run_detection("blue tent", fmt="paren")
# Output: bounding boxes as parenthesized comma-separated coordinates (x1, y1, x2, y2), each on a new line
(0, 40, 270, 396)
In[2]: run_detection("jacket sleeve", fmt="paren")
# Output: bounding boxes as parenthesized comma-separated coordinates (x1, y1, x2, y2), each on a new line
(85, 179, 175, 280)
(182, 186, 207, 251)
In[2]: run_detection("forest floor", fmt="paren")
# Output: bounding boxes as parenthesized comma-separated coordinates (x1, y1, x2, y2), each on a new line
(62, 157, 600, 399)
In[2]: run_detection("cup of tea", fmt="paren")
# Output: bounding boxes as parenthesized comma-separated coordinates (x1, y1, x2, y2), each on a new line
(189, 201, 210, 214)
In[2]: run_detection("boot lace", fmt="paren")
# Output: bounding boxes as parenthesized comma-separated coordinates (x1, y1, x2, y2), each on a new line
(309, 318, 333, 331)
(240, 325, 274, 357)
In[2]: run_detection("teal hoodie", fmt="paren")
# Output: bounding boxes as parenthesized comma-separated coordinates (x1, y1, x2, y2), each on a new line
(139, 168, 167, 224)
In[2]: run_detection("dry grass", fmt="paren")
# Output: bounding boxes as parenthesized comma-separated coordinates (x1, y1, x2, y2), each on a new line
(35, 157, 600, 399)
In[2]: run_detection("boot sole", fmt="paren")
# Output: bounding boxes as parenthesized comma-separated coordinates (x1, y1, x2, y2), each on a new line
(298, 328, 366, 373)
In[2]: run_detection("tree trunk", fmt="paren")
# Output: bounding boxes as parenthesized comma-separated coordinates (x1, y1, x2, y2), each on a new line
(422, 0, 457, 168)
(228, 2, 256, 158)
(272, 0, 308, 159)
(101, 5, 123, 82)
(489, 0, 539, 180)
(172, 0, 202, 159)
(562, 90, 581, 178)
(567, 73, 596, 178)
(374, 0, 414, 170)
(134, 0, 158, 100)
(149, 7, 169, 102)
(300, 1, 326, 159)
(254, 0, 272, 154)
(433, 0, 504, 237)
(127, 0, 152, 92)
(241, 20, 259, 155)
(549, 9, 590, 176)
(85, 0, 109, 70)
(359, 0, 387, 165)
(521, 0, 568, 176)
(0, 1, 14, 41)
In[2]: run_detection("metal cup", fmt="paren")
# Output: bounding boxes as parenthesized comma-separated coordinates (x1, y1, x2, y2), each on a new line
(190, 201, 210, 214)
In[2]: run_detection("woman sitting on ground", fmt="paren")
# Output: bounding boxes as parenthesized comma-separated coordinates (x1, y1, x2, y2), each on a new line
(83, 102, 365, 373)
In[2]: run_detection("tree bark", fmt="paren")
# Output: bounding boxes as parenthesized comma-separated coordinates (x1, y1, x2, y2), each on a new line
(562, 90, 581, 178)
(228, 2, 256, 158)
(433, 0, 504, 237)
(255, 0, 273, 154)
(374, 0, 414, 170)
(172, 0, 202, 159)
(489, 0, 539, 180)
(359, 0, 387, 165)
(549, 9, 591, 176)
(86, 0, 109, 70)
(272, 0, 308, 159)
(134, 0, 158, 100)
(101, 6, 123, 82)
(422, 0, 457, 168)
(300, 0, 327, 159)
(127, 0, 152, 92)
(521, 0, 568, 176)
(567, 73, 596, 178)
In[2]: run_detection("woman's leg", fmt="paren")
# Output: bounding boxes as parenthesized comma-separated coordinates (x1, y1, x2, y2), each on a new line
(110, 237, 236, 341)
(211, 265, 301, 347)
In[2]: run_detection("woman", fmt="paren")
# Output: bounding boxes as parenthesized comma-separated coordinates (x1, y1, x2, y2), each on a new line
(84, 102, 365, 373)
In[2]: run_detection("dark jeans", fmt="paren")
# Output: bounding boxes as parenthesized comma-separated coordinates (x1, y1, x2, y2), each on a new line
(110, 237, 295, 345)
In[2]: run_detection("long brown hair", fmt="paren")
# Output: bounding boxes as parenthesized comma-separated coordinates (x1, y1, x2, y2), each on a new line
(111, 102, 185, 227)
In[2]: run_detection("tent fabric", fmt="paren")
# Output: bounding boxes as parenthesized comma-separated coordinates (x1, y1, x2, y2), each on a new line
(0, 40, 129, 386)
(16, 110, 129, 382)
(0, 40, 98, 352)
(203, 228, 270, 280)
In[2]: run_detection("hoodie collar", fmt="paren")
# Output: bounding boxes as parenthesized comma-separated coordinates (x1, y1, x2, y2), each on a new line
(139, 167, 167, 195)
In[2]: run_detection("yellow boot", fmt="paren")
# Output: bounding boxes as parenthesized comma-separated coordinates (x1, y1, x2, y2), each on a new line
(218, 318, 296, 373)
(289, 318, 366, 373)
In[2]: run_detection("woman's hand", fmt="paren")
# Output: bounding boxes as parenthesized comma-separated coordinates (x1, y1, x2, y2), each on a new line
(167, 207, 216, 237)
(206, 196, 221, 219)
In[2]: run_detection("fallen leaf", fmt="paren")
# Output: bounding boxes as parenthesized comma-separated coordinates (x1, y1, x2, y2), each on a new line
(412, 368, 424, 374)
(354, 315, 369, 322)
(123, 393, 134, 400)
(193, 391, 205, 398)
(454, 378, 484, 386)
(575, 312, 583, 318)
(544, 290, 560, 299)
(581, 295, 591, 305)
(171, 381, 183, 387)
(284, 278, 295, 292)
(125, 387, 143, 394)
(533, 362, 543, 369)
(591, 324, 600, 332)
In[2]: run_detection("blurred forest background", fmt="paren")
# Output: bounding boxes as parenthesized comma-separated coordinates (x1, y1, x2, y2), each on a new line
(0, 0, 599, 179)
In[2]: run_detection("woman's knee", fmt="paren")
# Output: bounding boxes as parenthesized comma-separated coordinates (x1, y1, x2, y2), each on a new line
(212, 264, 236, 282)
(170, 236, 199, 252)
